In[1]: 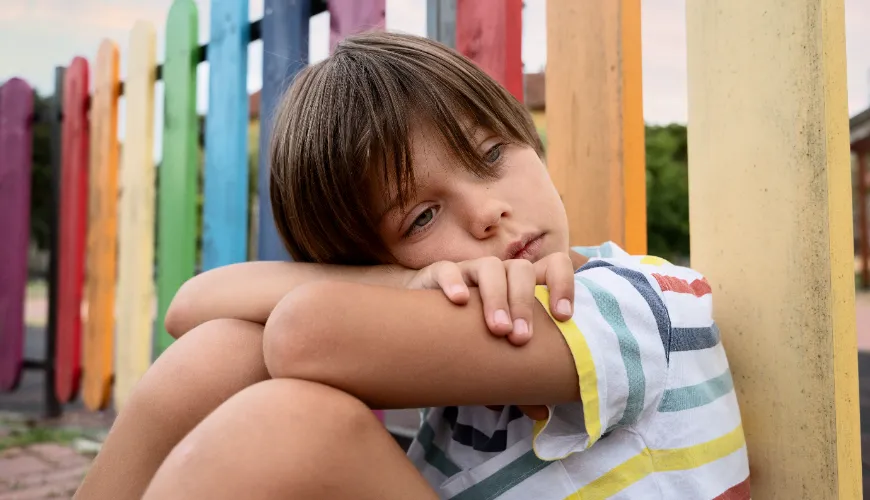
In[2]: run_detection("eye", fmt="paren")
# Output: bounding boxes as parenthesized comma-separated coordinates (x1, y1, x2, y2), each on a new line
(484, 143, 505, 163)
(404, 207, 438, 237)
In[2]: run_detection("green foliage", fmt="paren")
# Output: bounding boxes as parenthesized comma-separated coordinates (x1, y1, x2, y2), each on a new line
(29, 93, 52, 251)
(645, 124, 690, 260)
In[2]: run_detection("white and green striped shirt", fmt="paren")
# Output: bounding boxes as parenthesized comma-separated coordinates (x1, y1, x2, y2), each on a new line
(406, 242, 749, 499)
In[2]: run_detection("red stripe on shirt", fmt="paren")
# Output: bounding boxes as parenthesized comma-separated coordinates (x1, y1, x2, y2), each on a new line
(652, 273, 712, 297)
(713, 476, 750, 500)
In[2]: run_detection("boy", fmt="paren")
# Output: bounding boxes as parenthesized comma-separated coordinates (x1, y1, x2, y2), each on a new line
(79, 32, 747, 499)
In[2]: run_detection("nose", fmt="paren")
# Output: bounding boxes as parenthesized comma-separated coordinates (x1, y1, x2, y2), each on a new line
(469, 197, 511, 239)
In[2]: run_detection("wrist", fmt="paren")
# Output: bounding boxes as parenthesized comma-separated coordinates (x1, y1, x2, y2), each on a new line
(364, 264, 416, 288)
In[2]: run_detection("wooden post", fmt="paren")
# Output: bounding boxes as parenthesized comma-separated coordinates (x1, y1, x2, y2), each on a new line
(427, 0, 456, 48)
(56, 57, 90, 403)
(857, 151, 869, 288)
(155, 0, 199, 356)
(82, 39, 120, 411)
(545, 0, 646, 253)
(115, 21, 157, 411)
(686, 1, 861, 497)
(202, 0, 250, 271)
(328, 0, 386, 52)
(0, 78, 34, 392)
(256, 0, 310, 262)
(456, 0, 523, 102)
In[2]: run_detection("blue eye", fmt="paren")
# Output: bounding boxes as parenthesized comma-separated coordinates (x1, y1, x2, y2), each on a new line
(405, 207, 437, 237)
(412, 208, 435, 227)
(485, 143, 504, 163)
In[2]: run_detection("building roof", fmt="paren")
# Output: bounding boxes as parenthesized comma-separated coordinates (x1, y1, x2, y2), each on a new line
(852, 107, 870, 150)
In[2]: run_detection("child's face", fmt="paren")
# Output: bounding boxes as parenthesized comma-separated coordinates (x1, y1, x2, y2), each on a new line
(377, 122, 570, 270)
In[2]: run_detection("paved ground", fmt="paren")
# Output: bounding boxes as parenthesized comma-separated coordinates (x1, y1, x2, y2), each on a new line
(0, 443, 93, 499)
(6, 287, 870, 498)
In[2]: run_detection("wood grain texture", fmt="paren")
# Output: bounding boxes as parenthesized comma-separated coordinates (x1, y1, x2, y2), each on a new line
(455, 0, 522, 101)
(327, 0, 385, 52)
(114, 22, 156, 411)
(155, 0, 199, 356)
(0, 78, 34, 391)
(256, 0, 310, 261)
(686, 0, 861, 497)
(202, 0, 250, 271)
(83, 40, 120, 411)
(545, 0, 646, 253)
(56, 58, 89, 403)
(427, 0, 456, 48)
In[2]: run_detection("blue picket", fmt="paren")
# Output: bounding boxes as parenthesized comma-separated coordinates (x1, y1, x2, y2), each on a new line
(256, 0, 311, 262)
(202, 0, 250, 270)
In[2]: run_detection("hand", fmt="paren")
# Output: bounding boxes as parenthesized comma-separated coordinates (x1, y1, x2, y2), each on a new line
(405, 253, 576, 346)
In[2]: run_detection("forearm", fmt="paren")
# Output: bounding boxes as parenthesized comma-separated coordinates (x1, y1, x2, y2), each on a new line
(263, 281, 579, 409)
(164, 261, 411, 337)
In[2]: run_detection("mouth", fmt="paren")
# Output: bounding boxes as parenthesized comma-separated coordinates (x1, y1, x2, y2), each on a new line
(505, 233, 546, 261)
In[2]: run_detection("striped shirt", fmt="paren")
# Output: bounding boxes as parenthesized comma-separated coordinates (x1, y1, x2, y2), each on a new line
(406, 242, 749, 499)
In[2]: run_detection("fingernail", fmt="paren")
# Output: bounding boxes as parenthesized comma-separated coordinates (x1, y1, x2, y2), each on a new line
(494, 309, 511, 327)
(448, 285, 466, 297)
(513, 319, 529, 336)
(556, 299, 573, 316)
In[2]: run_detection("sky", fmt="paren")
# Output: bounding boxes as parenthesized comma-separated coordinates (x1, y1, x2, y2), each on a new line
(3, 0, 870, 140)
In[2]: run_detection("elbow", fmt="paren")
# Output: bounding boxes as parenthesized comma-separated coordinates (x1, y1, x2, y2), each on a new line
(263, 281, 342, 381)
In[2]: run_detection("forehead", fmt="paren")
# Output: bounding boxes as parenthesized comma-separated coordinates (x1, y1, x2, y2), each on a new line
(371, 119, 489, 218)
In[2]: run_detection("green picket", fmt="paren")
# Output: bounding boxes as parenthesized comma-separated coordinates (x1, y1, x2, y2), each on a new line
(155, 0, 199, 356)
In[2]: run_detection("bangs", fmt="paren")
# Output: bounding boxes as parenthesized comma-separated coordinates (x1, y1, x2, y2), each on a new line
(269, 31, 543, 265)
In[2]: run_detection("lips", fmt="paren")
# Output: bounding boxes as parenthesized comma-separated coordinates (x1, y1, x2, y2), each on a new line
(505, 233, 545, 261)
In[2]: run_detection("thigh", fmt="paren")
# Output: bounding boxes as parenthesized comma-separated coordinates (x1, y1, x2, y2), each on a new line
(143, 378, 438, 500)
(76, 319, 270, 499)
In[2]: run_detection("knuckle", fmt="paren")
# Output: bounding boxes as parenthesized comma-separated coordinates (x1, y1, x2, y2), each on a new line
(505, 258, 533, 271)
(482, 256, 502, 268)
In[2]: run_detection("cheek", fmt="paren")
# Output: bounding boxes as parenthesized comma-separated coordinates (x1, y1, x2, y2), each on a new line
(389, 226, 482, 269)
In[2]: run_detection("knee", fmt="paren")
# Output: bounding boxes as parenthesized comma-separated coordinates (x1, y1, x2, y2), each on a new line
(123, 319, 267, 424)
(184, 379, 380, 453)
(246, 379, 373, 426)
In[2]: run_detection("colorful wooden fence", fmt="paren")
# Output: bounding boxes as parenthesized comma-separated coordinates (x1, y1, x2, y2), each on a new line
(0, 0, 862, 496)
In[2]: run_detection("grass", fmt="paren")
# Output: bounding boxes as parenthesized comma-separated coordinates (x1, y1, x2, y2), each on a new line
(0, 425, 83, 452)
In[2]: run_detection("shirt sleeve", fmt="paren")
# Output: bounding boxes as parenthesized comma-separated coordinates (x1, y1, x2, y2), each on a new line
(531, 244, 701, 461)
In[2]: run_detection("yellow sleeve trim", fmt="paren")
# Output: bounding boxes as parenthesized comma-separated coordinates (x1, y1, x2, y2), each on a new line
(639, 255, 670, 266)
(533, 285, 602, 449)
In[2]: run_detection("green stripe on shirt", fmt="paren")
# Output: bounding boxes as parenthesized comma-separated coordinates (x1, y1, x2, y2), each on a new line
(577, 276, 646, 427)
(417, 421, 462, 478)
(658, 369, 734, 412)
(449, 450, 550, 500)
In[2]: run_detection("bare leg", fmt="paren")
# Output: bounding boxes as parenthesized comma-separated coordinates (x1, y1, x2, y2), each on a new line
(143, 379, 437, 500)
(74, 319, 269, 499)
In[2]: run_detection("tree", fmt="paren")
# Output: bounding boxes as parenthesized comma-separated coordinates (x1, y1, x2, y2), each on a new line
(645, 124, 689, 261)
(29, 93, 52, 252)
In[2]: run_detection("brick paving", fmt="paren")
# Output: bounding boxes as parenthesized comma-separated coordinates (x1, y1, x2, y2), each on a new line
(0, 444, 93, 499)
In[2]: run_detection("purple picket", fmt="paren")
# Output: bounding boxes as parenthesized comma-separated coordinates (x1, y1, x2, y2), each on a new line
(328, 0, 385, 52)
(0, 78, 35, 391)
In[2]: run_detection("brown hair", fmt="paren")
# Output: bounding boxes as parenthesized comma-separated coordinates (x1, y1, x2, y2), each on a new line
(268, 31, 543, 265)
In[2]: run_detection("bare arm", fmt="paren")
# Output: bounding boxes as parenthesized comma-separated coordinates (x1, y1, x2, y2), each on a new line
(263, 281, 579, 409)
(164, 262, 410, 337)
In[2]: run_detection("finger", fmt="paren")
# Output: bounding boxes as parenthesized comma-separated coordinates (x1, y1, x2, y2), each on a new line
(434, 262, 470, 305)
(462, 257, 512, 336)
(540, 253, 575, 322)
(517, 405, 550, 421)
(505, 259, 537, 346)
